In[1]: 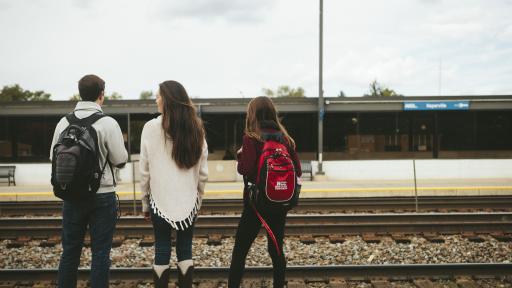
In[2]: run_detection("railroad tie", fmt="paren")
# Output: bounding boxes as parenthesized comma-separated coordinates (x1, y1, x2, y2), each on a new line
(422, 232, 445, 243)
(207, 234, 223, 245)
(32, 282, 54, 288)
(83, 235, 91, 247)
(413, 278, 435, 288)
(391, 233, 412, 244)
(328, 278, 347, 288)
(139, 235, 154, 247)
(112, 235, 125, 247)
(115, 280, 140, 288)
(287, 280, 306, 288)
(0, 282, 17, 288)
(6, 236, 31, 248)
(197, 281, 219, 288)
(328, 234, 346, 244)
(461, 232, 485, 243)
(39, 235, 60, 247)
(370, 279, 391, 288)
(299, 234, 316, 244)
(455, 277, 479, 288)
(362, 233, 381, 243)
(490, 232, 512, 242)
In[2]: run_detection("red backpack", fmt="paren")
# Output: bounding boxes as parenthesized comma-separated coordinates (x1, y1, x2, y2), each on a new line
(245, 132, 301, 256)
(258, 135, 298, 204)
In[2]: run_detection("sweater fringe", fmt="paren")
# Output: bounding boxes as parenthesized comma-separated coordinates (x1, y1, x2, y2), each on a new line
(149, 194, 199, 230)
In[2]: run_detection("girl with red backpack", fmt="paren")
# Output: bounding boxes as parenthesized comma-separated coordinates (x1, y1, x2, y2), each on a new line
(228, 96, 302, 288)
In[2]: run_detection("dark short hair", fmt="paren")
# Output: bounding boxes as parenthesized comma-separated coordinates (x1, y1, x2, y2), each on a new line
(78, 74, 105, 101)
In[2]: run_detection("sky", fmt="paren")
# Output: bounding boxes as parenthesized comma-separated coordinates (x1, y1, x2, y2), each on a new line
(0, 0, 511, 100)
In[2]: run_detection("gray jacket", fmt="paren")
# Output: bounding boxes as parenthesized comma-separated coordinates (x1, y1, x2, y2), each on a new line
(50, 101, 128, 193)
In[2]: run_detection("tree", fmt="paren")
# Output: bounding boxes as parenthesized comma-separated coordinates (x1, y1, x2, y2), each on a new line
(105, 92, 123, 100)
(69, 92, 123, 100)
(338, 90, 346, 97)
(364, 80, 400, 97)
(0, 84, 51, 101)
(262, 85, 305, 98)
(139, 90, 154, 100)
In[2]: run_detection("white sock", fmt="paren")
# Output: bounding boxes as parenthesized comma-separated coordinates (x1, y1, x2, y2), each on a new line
(178, 259, 193, 275)
(153, 264, 169, 278)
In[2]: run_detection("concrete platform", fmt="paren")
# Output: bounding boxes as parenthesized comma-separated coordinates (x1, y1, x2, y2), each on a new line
(0, 178, 511, 201)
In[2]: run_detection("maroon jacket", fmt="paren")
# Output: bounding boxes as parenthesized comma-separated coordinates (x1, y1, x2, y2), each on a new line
(237, 129, 302, 184)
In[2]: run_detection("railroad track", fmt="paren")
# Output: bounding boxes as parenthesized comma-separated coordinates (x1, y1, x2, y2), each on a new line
(1, 195, 511, 217)
(1, 212, 511, 239)
(1, 263, 511, 282)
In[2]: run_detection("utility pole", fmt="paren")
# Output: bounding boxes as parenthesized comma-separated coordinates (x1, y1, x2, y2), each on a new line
(317, 0, 325, 175)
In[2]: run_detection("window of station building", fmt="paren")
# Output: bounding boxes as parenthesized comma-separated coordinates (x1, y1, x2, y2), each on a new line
(10, 116, 57, 162)
(358, 113, 400, 156)
(327, 112, 405, 160)
(202, 114, 245, 161)
(111, 115, 129, 154)
(128, 113, 157, 156)
(409, 112, 434, 155)
(0, 117, 11, 159)
(438, 111, 475, 157)
(476, 111, 512, 156)
(280, 113, 316, 156)
(324, 113, 357, 158)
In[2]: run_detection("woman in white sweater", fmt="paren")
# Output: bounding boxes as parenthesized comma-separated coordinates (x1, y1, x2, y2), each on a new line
(139, 80, 208, 288)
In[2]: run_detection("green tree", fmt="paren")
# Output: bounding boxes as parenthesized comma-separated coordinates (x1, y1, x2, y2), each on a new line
(0, 84, 51, 101)
(139, 90, 154, 100)
(105, 92, 123, 100)
(364, 80, 400, 97)
(70, 92, 123, 101)
(262, 85, 305, 98)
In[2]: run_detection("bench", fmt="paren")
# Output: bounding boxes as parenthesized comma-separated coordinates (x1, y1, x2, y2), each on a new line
(0, 165, 16, 186)
(300, 160, 313, 181)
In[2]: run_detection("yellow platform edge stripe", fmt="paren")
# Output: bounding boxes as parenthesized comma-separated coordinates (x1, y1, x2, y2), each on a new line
(1, 186, 512, 197)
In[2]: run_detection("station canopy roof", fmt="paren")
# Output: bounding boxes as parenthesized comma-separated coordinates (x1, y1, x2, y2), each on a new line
(1, 95, 512, 116)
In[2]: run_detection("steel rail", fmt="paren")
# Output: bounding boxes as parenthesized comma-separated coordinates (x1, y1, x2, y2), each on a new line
(1, 196, 511, 216)
(0, 263, 511, 282)
(1, 212, 511, 239)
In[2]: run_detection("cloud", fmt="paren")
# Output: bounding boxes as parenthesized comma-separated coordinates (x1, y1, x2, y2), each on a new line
(154, 0, 274, 23)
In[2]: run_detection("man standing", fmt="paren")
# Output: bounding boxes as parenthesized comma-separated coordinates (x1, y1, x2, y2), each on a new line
(50, 74, 128, 287)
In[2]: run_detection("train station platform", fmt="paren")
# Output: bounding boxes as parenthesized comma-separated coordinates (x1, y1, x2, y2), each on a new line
(0, 178, 511, 201)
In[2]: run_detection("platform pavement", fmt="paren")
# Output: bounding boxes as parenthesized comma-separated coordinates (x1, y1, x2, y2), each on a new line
(0, 178, 511, 202)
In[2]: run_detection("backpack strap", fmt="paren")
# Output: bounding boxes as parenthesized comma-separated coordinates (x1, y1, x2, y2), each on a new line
(244, 176, 281, 257)
(66, 112, 106, 127)
(251, 203, 281, 257)
(261, 131, 284, 143)
(66, 112, 115, 186)
(99, 153, 116, 187)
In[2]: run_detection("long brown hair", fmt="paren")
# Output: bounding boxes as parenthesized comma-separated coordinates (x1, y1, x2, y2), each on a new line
(245, 96, 296, 149)
(159, 80, 204, 169)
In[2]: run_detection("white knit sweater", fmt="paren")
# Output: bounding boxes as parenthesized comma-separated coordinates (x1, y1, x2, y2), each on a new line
(139, 116, 208, 230)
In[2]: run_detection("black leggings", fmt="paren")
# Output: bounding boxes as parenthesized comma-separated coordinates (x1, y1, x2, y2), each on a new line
(228, 205, 287, 288)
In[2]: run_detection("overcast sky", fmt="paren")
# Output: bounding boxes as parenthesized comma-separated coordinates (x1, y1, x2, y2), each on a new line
(0, 0, 511, 100)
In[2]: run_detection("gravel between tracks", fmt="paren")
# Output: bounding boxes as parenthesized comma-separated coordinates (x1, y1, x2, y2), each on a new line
(1, 235, 510, 269)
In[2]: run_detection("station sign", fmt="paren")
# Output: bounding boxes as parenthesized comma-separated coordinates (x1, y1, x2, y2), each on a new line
(403, 101, 470, 111)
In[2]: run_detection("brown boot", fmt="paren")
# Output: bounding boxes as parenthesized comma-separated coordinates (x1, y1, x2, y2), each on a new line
(177, 265, 194, 288)
(153, 265, 170, 288)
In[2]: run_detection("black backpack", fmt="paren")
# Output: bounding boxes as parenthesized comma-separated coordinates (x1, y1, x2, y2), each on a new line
(51, 112, 112, 201)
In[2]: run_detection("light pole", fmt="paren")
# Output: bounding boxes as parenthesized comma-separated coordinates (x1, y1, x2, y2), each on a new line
(317, 0, 325, 176)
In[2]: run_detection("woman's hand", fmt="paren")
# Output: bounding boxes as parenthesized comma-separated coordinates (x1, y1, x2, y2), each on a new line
(143, 211, 151, 222)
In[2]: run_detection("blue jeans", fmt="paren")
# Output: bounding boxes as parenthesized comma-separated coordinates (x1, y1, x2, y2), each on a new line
(57, 192, 118, 288)
(150, 209, 194, 265)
